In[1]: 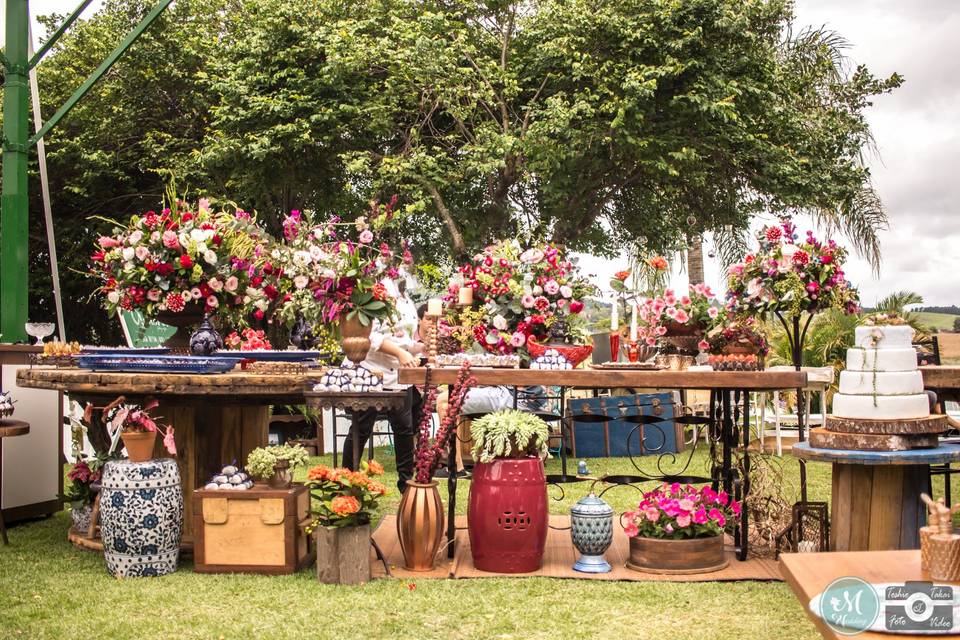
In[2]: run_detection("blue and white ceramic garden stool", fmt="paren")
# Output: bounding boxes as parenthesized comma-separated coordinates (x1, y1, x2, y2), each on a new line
(99, 458, 183, 577)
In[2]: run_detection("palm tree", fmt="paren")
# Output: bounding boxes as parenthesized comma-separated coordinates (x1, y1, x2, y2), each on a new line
(873, 290, 925, 333)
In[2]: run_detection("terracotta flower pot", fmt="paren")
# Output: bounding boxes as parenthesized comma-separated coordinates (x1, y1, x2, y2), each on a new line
(121, 430, 157, 463)
(396, 480, 444, 571)
(625, 534, 727, 574)
(340, 314, 373, 364)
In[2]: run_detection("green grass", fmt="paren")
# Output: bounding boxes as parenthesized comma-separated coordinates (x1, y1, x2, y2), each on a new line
(5, 445, 953, 640)
(916, 311, 959, 332)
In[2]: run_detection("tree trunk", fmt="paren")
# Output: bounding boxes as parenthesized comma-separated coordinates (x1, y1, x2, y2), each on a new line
(687, 234, 705, 286)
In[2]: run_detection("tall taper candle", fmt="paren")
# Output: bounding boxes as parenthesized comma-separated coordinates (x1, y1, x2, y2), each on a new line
(610, 299, 618, 331)
(629, 303, 638, 341)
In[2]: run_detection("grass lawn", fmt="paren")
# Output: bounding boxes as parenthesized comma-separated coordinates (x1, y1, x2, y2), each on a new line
(916, 311, 960, 332)
(2, 445, 951, 640)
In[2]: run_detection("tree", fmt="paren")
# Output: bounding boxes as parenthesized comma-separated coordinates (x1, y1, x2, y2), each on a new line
(874, 290, 925, 332)
(953, 317, 960, 333)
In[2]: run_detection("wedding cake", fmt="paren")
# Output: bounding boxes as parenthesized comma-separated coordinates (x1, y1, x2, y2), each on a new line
(831, 324, 929, 420)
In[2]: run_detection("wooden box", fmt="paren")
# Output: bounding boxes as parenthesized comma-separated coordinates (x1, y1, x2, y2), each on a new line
(192, 484, 315, 574)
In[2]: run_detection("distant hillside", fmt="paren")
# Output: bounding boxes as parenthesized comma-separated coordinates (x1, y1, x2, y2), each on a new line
(918, 306, 960, 315)
(917, 311, 959, 331)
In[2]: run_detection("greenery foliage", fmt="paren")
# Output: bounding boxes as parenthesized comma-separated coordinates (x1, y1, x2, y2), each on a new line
(245, 443, 310, 480)
(469, 409, 550, 463)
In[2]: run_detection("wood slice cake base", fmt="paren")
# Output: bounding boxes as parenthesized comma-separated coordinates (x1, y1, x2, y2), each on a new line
(809, 427, 938, 451)
(825, 414, 948, 435)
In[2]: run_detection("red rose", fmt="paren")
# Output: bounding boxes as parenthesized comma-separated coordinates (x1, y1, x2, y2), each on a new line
(212, 234, 222, 246)
(181, 212, 193, 223)
(569, 300, 584, 314)
(251, 275, 263, 287)
(263, 285, 278, 300)
(156, 262, 174, 276)
(253, 309, 265, 320)
(179, 254, 193, 269)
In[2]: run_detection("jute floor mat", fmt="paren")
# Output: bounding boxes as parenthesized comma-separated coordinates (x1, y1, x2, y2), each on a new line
(371, 515, 782, 582)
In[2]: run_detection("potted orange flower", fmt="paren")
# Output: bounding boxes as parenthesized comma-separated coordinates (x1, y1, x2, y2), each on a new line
(306, 459, 388, 584)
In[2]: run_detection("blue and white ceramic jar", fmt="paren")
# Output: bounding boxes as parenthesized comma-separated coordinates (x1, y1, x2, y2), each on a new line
(99, 459, 183, 577)
(570, 492, 613, 573)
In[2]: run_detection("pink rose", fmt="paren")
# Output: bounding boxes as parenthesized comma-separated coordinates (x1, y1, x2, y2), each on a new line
(224, 276, 239, 292)
(206, 295, 219, 308)
(190, 287, 203, 300)
(521, 294, 536, 308)
(98, 236, 120, 249)
(134, 246, 150, 261)
(510, 332, 526, 347)
(359, 229, 374, 244)
(544, 280, 560, 295)
(162, 230, 179, 249)
(208, 278, 223, 292)
(147, 289, 161, 302)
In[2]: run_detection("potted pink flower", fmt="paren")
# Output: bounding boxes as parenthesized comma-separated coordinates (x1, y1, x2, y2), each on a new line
(622, 483, 740, 574)
(102, 396, 176, 463)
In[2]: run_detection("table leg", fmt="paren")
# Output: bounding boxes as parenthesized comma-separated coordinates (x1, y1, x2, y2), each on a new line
(738, 391, 751, 561)
(351, 413, 360, 470)
(447, 414, 458, 559)
(721, 390, 733, 497)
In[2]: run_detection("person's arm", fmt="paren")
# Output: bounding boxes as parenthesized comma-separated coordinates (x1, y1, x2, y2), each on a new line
(378, 337, 418, 367)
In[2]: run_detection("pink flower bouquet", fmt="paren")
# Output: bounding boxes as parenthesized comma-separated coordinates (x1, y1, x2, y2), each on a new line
(634, 283, 721, 347)
(90, 198, 275, 327)
(725, 220, 860, 319)
(622, 483, 741, 540)
(458, 240, 595, 354)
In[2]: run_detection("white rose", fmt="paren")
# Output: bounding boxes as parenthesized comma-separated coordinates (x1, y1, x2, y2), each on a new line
(533, 285, 543, 295)
(294, 250, 312, 266)
(150, 231, 161, 243)
(122, 247, 136, 262)
(294, 275, 309, 290)
(135, 246, 150, 261)
(178, 232, 189, 248)
(106, 290, 120, 304)
(493, 314, 508, 331)
(560, 285, 573, 298)
(203, 250, 218, 265)
(128, 230, 143, 245)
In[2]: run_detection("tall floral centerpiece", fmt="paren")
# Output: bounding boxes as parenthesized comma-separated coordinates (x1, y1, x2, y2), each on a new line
(273, 200, 404, 362)
(90, 198, 275, 346)
(632, 283, 722, 356)
(458, 241, 595, 358)
(725, 220, 859, 501)
(622, 483, 741, 574)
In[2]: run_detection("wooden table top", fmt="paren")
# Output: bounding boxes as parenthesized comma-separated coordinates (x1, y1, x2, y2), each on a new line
(16, 367, 323, 400)
(398, 367, 807, 390)
(921, 366, 960, 390)
(781, 550, 958, 639)
(792, 441, 960, 465)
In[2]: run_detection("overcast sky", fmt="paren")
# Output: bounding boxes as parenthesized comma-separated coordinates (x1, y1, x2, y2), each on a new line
(5, 0, 959, 305)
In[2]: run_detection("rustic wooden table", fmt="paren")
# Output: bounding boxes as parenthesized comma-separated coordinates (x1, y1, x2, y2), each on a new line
(399, 366, 808, 561)
(921, 366, 960, 392)
(792, 442, 960, 551)
(781, 549, 958, 639)
(16, 368, 323, 544)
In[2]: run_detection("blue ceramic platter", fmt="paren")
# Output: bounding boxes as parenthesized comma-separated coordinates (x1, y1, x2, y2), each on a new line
(77, 354, 238, 374)
(81, 346, 171, 356)
(213, 350, 320, 362)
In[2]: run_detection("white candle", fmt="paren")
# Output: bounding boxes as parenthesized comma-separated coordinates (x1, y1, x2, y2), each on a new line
(610, 300, 618, 331)
(629, 304, 638, 341)
(458, 286, 473, 306)
(427, 298, 443, 316)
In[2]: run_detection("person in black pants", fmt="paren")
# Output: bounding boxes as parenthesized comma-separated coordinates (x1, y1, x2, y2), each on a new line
(342, 386, 423, 493)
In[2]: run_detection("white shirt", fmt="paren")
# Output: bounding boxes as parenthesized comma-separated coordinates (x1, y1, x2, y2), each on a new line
(344, 280, 419, 388)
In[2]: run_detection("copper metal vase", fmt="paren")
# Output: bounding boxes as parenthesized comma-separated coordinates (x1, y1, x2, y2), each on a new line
(396, 480, 444, 571)
(340, 314, 373, 364)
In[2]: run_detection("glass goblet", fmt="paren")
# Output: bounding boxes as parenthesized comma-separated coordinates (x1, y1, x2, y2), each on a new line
(25, 322, 56, 345)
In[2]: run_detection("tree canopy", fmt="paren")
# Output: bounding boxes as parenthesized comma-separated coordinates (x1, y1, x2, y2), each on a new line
(5, 0, 900, 340)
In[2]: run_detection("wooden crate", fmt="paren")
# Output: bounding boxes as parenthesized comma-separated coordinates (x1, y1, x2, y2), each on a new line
(192, 484, 315, 574)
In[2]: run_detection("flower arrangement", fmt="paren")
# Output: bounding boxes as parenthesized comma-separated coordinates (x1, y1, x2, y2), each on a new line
(459, 241, 595, 354)
(306, 459, 388, 528)
(622, 483, 741, 540)
(726, 220, 860, 320)
(246, 443, 310, 481)
(705, 315, 769, 356)
(414, 363, 476, 483)
(101, 396, 176, 456)
(62, 457, 105, 506)
(224, 328, 272, 350)
(469, 409, 550, 464)
(861, 312, 908, 327)
(90, 197, 275, 327)
(272, 199, 406, 330)
(634, 283, 722, 347)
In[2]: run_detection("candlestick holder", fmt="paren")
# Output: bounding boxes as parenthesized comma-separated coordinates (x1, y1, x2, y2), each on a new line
(608, 332, 620, 363)
(625, 341, 641, 363)
(425, 313, 440, 366)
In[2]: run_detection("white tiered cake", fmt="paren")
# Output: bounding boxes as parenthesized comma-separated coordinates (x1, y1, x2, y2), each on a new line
(832, 325, 929, 420)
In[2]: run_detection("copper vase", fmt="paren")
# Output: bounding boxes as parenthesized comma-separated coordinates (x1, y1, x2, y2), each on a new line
(396, 480, 444, 571)
(340, 314, 373, 364)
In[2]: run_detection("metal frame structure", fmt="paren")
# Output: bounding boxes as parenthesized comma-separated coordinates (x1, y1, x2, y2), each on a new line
(0, 0, 173, 341)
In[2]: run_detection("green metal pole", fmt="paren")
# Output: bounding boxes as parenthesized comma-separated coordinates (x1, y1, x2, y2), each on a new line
(1, 0, 31, 342)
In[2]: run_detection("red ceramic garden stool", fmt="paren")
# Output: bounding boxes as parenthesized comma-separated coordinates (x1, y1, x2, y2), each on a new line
(468, 457, 548, 573)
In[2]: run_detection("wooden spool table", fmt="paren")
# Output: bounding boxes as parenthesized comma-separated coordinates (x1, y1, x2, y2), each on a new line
(792, 442, 960, 551)
(16, 368, 322, 547)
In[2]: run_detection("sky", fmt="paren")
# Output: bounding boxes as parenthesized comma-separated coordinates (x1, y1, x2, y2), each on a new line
(4, 0, 960, 306)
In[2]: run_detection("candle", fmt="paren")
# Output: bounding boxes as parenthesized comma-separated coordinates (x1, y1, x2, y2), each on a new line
(629, 304, 638, 341)
(610, 299, 618, 331)
(427, 298, 443, 316)
(458, 286, 473, 306)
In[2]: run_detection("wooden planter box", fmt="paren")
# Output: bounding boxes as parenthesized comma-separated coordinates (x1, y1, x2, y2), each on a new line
(625, 534, 727, 575)
(315, 523, 371, 585)
(192, 484, 314, 574)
